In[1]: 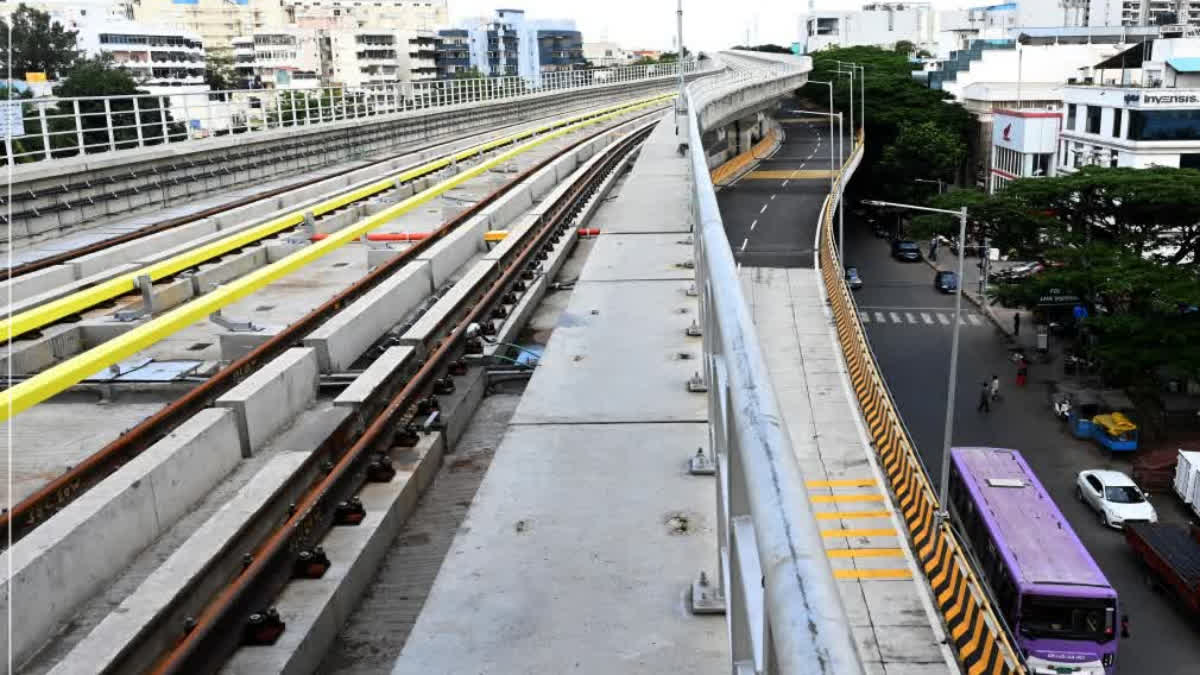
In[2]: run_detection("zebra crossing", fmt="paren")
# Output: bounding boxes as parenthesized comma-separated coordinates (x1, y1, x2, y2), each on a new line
(858, 308, 987, 327)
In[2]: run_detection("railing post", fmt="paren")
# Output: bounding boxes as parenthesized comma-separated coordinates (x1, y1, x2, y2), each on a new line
(103, 98, 116, 152)
(157, 96, 169, 144)
(72, 99, 85, 154)
(132, 97, 145, 149)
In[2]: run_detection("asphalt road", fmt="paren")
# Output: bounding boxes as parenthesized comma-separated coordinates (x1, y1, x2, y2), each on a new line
(843, 216, 1200, 675)
(719, 95, 850, 268)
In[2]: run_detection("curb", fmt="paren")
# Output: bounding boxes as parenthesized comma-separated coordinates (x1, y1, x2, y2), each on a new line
(921, 254, 1015, 340)
(713, 119, 785, 190)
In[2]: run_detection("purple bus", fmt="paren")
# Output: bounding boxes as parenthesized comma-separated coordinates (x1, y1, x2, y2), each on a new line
(948, 447, 1119, 675)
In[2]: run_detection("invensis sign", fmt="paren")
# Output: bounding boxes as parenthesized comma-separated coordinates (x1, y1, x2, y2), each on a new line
(1124, 92, 1200, 107)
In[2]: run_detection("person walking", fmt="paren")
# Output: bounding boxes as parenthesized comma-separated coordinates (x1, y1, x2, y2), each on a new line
(1013, 312, 1021, 337)
(930, 236, 939, 261)
(1016, 358, 1029, 387)
(977, 381, 991, 413)
(990, 375, 1000, 401)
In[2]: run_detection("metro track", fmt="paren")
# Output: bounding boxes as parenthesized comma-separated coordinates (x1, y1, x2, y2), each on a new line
(0, 98, 669, 548)
(42, 108, 658, 675)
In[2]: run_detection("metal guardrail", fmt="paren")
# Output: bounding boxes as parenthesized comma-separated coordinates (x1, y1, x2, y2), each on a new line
(684, 56, 864, 674)
(1, 60, 703, 166)
(816, 134, 1026, 675)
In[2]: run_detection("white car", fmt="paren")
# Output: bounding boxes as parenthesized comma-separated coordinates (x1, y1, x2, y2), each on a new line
(1075, 470, 1157, 529)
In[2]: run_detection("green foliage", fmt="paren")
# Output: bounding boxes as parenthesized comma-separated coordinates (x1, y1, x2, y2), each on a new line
(878, 121, 965, 202)
(928, 167, 1200, 384)
(799, 46, 971, 203)
(205, 51, 237, 92)
(451, 66, 485, 79)
(732, 44, 793, 54)
(0, 3, 81, 80)
(893, 40, 916, 55)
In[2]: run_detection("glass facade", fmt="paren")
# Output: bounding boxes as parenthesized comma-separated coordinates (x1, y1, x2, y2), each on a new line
(1128, 109, 1200, 141)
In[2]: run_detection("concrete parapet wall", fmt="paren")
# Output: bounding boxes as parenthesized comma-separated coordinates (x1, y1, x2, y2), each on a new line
(215, 347, 319, 455)
(0, 408, 241, 669)
(417, 216, 489, 288)
(0, 265, 76, 304)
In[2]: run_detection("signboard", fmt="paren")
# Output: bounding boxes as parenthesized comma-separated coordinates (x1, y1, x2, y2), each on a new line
(1037, 288, 1082, 306)
(992, 112, 1060, 154)
(1124, 91, 1200, 107)
(0, 101, 25, 137)
(24, 72, 46, 83)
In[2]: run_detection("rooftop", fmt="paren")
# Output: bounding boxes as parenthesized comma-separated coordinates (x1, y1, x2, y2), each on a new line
(952, 447, 1114, 595)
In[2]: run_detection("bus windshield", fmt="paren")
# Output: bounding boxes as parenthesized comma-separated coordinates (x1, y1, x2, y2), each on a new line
(1019, 594, 1115, 642)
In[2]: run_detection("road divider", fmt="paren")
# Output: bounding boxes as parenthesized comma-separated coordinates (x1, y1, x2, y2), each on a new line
(817, 131, 1026, 675)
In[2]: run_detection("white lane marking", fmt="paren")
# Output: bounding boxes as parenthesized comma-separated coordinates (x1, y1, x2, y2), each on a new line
(889, 312, 902, 323)
(859, 311, 871, 323)
(874, 312, 887, 323)
(959, 316, 970, 326)
(905, 312, 917, 324)
(921, 312, 934, 324)
(759, 204, 768, 214)
(936, 314, 950, 325)
(750, 219, 758, 231)
(967, 314, 983, 326)
(740, 238, 749, 251)
(782, 180, 790, 187)
(770, 194, 776, 201)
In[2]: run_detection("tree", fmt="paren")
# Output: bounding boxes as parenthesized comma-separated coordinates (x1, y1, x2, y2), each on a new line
(893, 40, 916, 55)
(877, 121, 965, 202)
(452, 66, 486, 79)
(50, 57, 184, 154)
(0, 3, 81, 80)
(799, 46, 972, 203)
(732, 44, 793, 54)
(205, 51, 237, 93)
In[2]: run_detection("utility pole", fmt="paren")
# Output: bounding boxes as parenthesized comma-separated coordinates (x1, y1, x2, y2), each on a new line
(677, 0, 686, 107)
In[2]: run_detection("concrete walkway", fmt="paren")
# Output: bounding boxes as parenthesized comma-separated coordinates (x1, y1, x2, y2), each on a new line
(392, 111, 726, 673)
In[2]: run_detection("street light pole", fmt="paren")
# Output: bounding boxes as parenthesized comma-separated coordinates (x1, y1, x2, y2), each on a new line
(806, 80, 837, 196)
(862, 200, 969, 525)
(676, 0, 685, 104)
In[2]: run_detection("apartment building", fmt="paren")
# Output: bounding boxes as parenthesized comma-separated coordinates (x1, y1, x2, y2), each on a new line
(1088, 0, 1200, 27)
(584, 41, 634, 67)
(232, 27, 321, 88)
(128, 0, 286, 55)
(283, 0, 446, 32)
(804, 2, 937, 53)
(322, 28, 438, 87)
(453, 8, 585, 85)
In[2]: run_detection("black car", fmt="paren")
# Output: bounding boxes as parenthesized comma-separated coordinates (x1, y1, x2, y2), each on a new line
(891, 240, 921, 262)
(934, 270, 959, 293)
(845, 266, 863, 290)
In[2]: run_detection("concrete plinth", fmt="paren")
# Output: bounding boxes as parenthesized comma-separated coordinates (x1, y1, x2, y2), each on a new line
(215, 347, 319, 455)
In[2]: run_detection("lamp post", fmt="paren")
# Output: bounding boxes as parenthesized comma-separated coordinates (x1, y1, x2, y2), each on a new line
(805, 80, 838, 197)
(914, 177, 946, 194)
(863, 199, 969, 525)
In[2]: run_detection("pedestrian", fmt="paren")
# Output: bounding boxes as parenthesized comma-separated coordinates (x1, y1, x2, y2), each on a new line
(1016, 358, 1028, 387)
(990, 375, 1000, 401)
(930, 236, 939, 261)
(977, 382, 991, 413)
(1013, 312, 1021, 337)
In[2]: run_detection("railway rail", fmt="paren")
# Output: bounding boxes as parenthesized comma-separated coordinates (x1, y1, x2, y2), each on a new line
(79, 110, 658, 675)
(0, 100, 668, 548)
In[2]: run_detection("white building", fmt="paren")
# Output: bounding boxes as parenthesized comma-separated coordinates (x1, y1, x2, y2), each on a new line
(584, 41, 633, 67)
(989, 109, 1063, 192)
(805, 2, 937, 53)
(284, 0, 447, 32)
(1088, 0, 1200, 27)
(457, 9, 585, 87)
(232, 28, 322, 89)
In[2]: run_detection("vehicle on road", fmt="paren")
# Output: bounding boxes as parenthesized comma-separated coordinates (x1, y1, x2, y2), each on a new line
(891, 239, 921, 262)
(1076, 470, 1157, 529)
(1172, 450, 1200, 519)
(1124, 521, 1200, 618)
(994, 261, 1044, 284)
(949, 447, 1120, 675)
(934, 270, 958, 293)
(1069, 397, 1140, 453)
(845, 265, 863, 290)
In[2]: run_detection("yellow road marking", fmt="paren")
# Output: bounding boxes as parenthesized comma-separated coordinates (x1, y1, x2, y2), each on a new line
(826, 548, 905, 558)
(0, 95, 674, 420)
(814, 510, 892, 520)
(821, 528, 896, 538)
(806, 478, 876, 488)
(811, 494, 884, 503)
(745, 170, 835, 180)
(833, 569, 914, 580)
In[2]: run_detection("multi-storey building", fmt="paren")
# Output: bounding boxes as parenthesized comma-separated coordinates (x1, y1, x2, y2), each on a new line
(283, 0, 446, 32)
(231, 27, 321, 89)
(804, 2, 938, 53)
(583, 41, 634, 67)
(88, 22, 207, 89)
(453, 8, 585, 86)
(1088, 0, 1200, 27)
(128, 0, 286, 56)
(435, 28, 472, 78)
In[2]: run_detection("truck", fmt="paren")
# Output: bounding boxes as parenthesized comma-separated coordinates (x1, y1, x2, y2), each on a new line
(1173, 450, 1200, 519)
(1125, 521, 1200, 616)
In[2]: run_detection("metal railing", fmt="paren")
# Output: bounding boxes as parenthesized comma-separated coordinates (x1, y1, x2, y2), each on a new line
(1, 60, 705, 166)
(685, 54, 864, 675)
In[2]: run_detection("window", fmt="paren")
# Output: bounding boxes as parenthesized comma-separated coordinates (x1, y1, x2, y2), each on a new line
(1113, 107, 1123, 138)
(1182, 153, 1200, 170)
(1086, 105, 1102, 134)
(1067, 103, 1077, 131)
(1128, 109, 1200, 141)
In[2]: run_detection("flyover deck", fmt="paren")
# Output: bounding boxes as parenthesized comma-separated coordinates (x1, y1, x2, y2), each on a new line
(393, 111, 726, 673)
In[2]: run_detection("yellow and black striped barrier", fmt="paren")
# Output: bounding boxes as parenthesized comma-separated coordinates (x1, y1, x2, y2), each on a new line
(709, 125, 780, 187)
(818, 132, 1025, 675)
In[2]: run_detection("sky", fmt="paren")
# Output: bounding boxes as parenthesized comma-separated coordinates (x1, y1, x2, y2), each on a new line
(448, 0, 984, 51)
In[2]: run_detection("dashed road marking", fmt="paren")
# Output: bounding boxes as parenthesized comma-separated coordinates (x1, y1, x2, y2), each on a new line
(888, 311, 902, 323)
(905, 312, 917, 324)
(750, 219, 758, 231)
(921, 312, 934, 324)
(759, 204, 768, 214)
(936, 314, 950, 325)
(740, 238, 749, 251)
